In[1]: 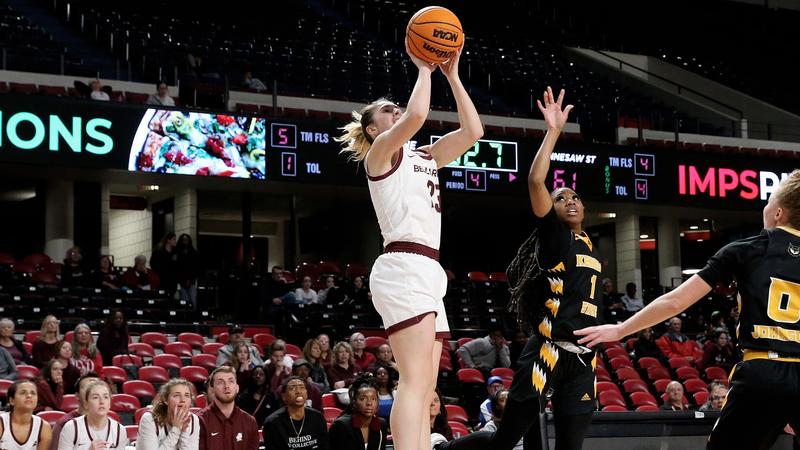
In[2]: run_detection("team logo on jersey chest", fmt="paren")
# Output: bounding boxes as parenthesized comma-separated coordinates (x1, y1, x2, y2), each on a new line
(788, 243, 800, 257)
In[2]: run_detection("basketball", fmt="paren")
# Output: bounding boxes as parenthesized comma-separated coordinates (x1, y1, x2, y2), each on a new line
(406, 6, 464, 64)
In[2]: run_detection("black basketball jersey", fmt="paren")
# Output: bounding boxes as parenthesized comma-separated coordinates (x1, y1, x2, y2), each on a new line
(526, 208, 603, 342)
(698, 226, 800, 355)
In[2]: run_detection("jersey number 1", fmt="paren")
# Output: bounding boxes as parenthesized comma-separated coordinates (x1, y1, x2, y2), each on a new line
(767, 277, 800, 323)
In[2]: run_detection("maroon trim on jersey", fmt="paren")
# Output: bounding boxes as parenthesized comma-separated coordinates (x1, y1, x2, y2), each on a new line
(414, 150, 434, 161)
(386, 311, 437, 335)
(435, 331, 452, 340)
(384, 241, 439, 261)
(367, 148, 403, 181)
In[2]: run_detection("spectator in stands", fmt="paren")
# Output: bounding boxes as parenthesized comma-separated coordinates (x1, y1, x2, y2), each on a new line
(50, 373, 100, 450)
(701, 330, 737, 372)
(88, 79, 110, 101)
(429, 389, 453, 447)
(303, 338, 330, 393)
(0, 346, 17, 380)
(138, 378, 200, 450)
(656, 317, 697, 359)
(237, 365, 277, 425)
(54, 341, 80, 395)
(262, 266, 291, 332)
(346, 276, 371, 305)
(660, 381, 690, 411)
(33, 315, 61, 368)
(0, 318, 33, 365)
(292, 359, 322, 411)
(60, 246, 86, 287)
(70, 324, 103, 377)
(122, 255, 160, 290)
(317, 334, 333, 367)
(198, 366, 259, 450)
(265, 343, 291, 402)
(632, 327, 667, 364)
(230, 342, 257, 387)
(478, 376, 505, 427)
(242, 71, 268, 93)
(329, 373, 388, 450)
(601, 278, 625, 323)
(372, 343, 398, 381)
(621, 282, 645, 314)
(318, 276, 345, 304)
(456, 325, 511, 376)
(508, 330, 528, 370)
(215, 324, 264, 367)
(374, 366, 395, 421)
(5, 380, 54, 448)
(58, 380, 129, 449)
(176, 234, 199, 309)
(92, 255, 120, 290)
(264, 339, 294, 373)
(294, 276, 319, 304)
(350, 333, 376, 372)
(145, 81, 176, 107)
(698, 383, 728, 412)
(35, 359, 64, 412)
(327, 342, 359, 389)
(480, 389, 523, 449)
(96, 309, 129, 366)
(262, 376, 329, 450)
(151, 232, 179, 294)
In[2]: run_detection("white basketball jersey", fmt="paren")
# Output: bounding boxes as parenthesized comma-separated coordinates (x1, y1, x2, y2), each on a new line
(0, 412, 43, 450)
(66, 416, 125, 450)
(367, 144, 442, 249)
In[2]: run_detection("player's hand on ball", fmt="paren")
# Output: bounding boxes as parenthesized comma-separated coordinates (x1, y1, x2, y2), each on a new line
(439, 40, 463, 80)
(573, 324, 623, 348)
(406, 39, 436, 73)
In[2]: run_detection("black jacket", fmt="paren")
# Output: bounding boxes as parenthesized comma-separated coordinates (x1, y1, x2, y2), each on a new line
(329, 414, 387, 450)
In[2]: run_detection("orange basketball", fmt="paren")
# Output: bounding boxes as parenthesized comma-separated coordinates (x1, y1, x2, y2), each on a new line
(406, 6, 463, 64)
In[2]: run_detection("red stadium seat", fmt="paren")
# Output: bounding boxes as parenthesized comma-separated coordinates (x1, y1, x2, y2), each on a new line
(596, 381, 621, 395)
(693, 391, 710, 406)
(165, 342, 193, 358)
(636, 357, 663, 370)
(439, 358, 454, 372)
(285, 344, 303, 359)
(139, 366, 170, 384)
(704, 366, 728, 381)
(457, 338, 473, 348)
(598, 390, 626, 408)
(322, 393, 339, 408)
(345, 263, 369, 279)
(16, 365, 40, 381)
(103, 366, 129, 385)
(123, 381, 156, 402)
(595, 366, 612, 382)
(683, 378, 708, 393)
(140, 332, 168, 349)
(180, 366, 209, 383)
(191, 354, 217, 372)
(128, 342, 156, 359)
(24, 253, 51, 267)
(602, 405, 628, 412)
(449, 421, 470, 438)
(12, 262, 36, 275)
(41, 262, 62, 275)
(24, 331, 42, 344)
(609, 357, 633, 370)
(111, 394, 142, 412)
(323, 407, 342, 423)
(625, 338, 638, 351)
(202, 342, 224, 355)
(614, 367, 641, 381)
(676, 366, 700, 381)
(630, 392, 658, 407)
(37, 410, 66, 426)
(113, 354, 143, 368)
(604, 347, 629, 360)
(0, 380, 12, 399)
(178, 333, 206, 349)
(467, 271, 489, 282)
(653, 379, 673, 393)
(622, 379, 649, 394)
(445, 404, 469, 424)
(195, 394, 207, 408)
(0, 253, 14, 265)
(488, 272, 508, 283)
(135, 407, 149, 424)
(668, 357, 692, 370)
(295, 262, 319, 282)
(126, 425, 139, 442)
(153, 354, 183, 371)
(317, 260, 341, 275)
(253, 333, 276, 348)
(22, 342, 32, 354)
(490, 367, 514, 380)
(216, 332, 229, 345)
(364, 336, 387, 352)
(636, 405, 659, 412)
(457, 368, 485, 384)
(60, 395, 79, 411)
(602, 341, 624, 350)
(660, 393, 689, 406)
(647, 367, 671, 381)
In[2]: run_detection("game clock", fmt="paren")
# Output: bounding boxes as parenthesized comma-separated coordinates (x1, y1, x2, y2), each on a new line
(431, 135, 521, 192)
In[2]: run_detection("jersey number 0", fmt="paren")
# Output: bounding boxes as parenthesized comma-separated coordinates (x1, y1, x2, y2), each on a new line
(767, 277, 800, 324)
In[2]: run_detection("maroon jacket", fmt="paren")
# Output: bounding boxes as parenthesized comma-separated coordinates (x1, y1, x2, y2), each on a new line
(199, 403, 260, 450)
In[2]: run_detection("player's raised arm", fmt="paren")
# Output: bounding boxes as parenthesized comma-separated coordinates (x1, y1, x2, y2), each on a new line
(528, 87, 574, 218)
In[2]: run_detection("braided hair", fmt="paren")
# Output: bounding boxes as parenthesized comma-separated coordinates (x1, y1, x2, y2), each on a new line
(344, 372, 380, 415)
(506, 229, 543, 334)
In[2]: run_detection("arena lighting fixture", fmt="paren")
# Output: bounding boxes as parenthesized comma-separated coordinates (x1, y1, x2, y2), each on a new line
(640, 234, 649, 239)
(139, 185, 159, 191)
(598, 212, 616, 219)
(697, 239, 704, 242)
(689, 225, 699, 230)
(682, 268, 701, 275)
(703, 218, 709, 222)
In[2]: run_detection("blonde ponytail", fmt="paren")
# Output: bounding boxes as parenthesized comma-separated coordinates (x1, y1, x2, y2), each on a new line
(335, 98, 396, 162)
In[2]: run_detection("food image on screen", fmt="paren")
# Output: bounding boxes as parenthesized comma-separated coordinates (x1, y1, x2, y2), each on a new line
(129, 109, 266, 178)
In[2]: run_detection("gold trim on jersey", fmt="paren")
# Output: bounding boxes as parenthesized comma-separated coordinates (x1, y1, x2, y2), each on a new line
(742, 349, 800, 363)
(545, 298, 560, 317)
(531, 362, 547, 393)
(576, 254, 602, 272)
(574, 232, 593, 251)
(539, 342, 559, 370)
(538, 317, 553, 339)
(777, 226, 800, 238)
(548, 262, 566, 273)
(548, 277, 564, 295)
(751, 324, 800, 343)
